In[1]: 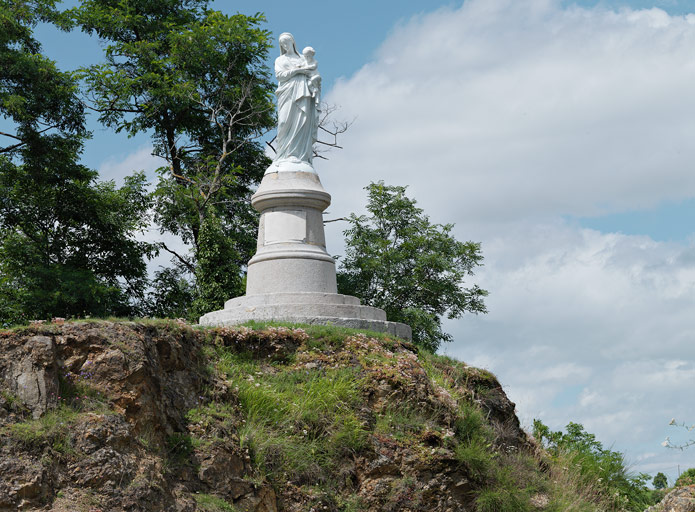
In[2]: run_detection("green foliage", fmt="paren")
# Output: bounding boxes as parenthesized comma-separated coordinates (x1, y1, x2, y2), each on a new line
(192, 214, 243, 317)
(74, 0, 276, 314)
(194, 493, 237, 512)
(145, 265, 195, 320)
(215, 348, 368, 486)
(0, 0, 152, 325)
(7, 404, 78, 454)
(475, 467, 532, 512)
(653, 471, 668, 489)
(675, 467, 695, 487)
(238, 320, 400, 350)
(533, 420, 654, 511)
(337, 181, 488, 351)
(0, 0, 82, 149)
(374, 403, 435, 442)
(5, 377, 109, 457)
(166, 432, 195, 465)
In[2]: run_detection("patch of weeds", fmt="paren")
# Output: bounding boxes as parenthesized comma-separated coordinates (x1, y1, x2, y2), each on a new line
(5, 403, 79, 455)
(213, 347, 260, 380)
(137, 425, 161, 452)
(454, 402, 489, 443)
(360, 350, 396, 368)
(56, 369, 110, 413)
(476, 466, 532, 512)
(166, 432, 195, 466)
(337, 493, 367, 512)
(455, 440, 494, 482)
(185, 402, 237, 430)
(231, 365, 369, 487)
(375, 403, 432, 442)
(388, 476, 422, 509)
(0, 390, 29, 416)
(420, 351, 498, 400)
(138, 317, 188, 327)
(419, 353, 466, 403)
(1, 390, 20, 407)
(501, 452, 548, 496)
(194, 493, 237, 511)
(7, 322, 61, 335)
(239, 320, 401, 349)
(451, 401, 497, 482)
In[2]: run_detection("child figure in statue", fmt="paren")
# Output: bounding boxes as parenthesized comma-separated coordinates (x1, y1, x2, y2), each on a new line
(302, 46, 321, 108)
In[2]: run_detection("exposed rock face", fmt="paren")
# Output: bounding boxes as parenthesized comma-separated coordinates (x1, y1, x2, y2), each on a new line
(2, 335, 59, 419)
(647, 485, 695, 512)
(0, 321, 532, 511)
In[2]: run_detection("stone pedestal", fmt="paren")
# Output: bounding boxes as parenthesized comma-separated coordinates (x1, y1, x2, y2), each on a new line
(199, 170, 411, 340)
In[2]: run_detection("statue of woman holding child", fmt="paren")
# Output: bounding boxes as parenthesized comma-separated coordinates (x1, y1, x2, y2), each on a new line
(269, 32, 322, 173)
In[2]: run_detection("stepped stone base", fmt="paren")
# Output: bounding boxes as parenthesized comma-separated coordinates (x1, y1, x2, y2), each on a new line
(199, 292, 412, 340)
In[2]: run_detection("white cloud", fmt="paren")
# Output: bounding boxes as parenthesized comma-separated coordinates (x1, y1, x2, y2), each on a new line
(443, 221, 695, 475)
(98, 145, 162, 186)
(320, 0, 695, 480)
(321, 0, 695, 224)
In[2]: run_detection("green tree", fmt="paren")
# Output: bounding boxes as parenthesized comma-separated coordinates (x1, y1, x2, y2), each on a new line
(337, 181, 488, 351)
(653, 472, 668, 489)
(190, 214, 242, 318)
(73, 0, 275, 315)
(533, 420, 655, 511)
(145, 266, 195, 320)
(0, 0, 152, 324)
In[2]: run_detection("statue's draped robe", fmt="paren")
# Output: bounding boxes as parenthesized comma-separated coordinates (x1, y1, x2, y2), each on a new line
(274, 55, 317, 164)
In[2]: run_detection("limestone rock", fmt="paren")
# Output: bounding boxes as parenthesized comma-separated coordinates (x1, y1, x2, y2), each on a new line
(0, 335, 59, 418)
(647, 485, 695, 512)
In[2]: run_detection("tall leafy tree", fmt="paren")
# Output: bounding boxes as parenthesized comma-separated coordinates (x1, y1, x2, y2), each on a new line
(73, 0, 276, 315)
(652, 472, 668, 490)
(0, 0, 152, 324)
(337, 181, 488, 351)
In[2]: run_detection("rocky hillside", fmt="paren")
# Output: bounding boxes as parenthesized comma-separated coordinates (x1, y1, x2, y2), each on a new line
(0, 320, 608, 511)
(646, 486, 695, 512)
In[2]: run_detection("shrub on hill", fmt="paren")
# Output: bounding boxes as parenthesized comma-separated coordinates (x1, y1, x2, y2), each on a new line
(533, 420, 660, 511)
(675, 468, 695, 487)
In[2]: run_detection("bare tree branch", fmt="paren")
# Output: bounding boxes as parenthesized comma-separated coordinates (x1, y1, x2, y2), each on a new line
(265, 103, 354, 160)
(158, 242, 196, 274)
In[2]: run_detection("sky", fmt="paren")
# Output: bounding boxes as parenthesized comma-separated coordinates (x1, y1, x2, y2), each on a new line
(28, 0, 695, 483)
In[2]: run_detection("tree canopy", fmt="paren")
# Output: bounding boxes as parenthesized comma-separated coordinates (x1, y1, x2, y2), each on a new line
(0, 0, 152, 325)
(74, 0, 276, 317)
(337, 181, 488, 351)
(652, 472, 668, 489)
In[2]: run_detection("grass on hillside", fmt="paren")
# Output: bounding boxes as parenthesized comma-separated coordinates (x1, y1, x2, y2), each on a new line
(1, 318, 657, 511)
(2, 372, 111, 459)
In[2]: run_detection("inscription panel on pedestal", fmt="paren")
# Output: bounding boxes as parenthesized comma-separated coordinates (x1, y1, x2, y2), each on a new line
(264, 210, 307, 244)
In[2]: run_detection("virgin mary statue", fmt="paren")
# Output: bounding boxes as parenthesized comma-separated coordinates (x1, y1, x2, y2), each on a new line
(269, 33, 319, 173)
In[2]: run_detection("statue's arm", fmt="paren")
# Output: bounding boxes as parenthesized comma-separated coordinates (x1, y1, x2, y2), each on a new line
(275, 57, 308, 81)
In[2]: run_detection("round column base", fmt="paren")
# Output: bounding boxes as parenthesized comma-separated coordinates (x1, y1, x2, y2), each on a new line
(199, 293, 412, 340)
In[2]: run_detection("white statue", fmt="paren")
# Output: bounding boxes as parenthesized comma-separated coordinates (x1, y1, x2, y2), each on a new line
(271, 33, 321, 172)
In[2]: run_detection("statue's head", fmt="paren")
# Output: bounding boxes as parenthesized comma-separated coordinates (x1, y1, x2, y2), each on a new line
(279, 33, 298, 56)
